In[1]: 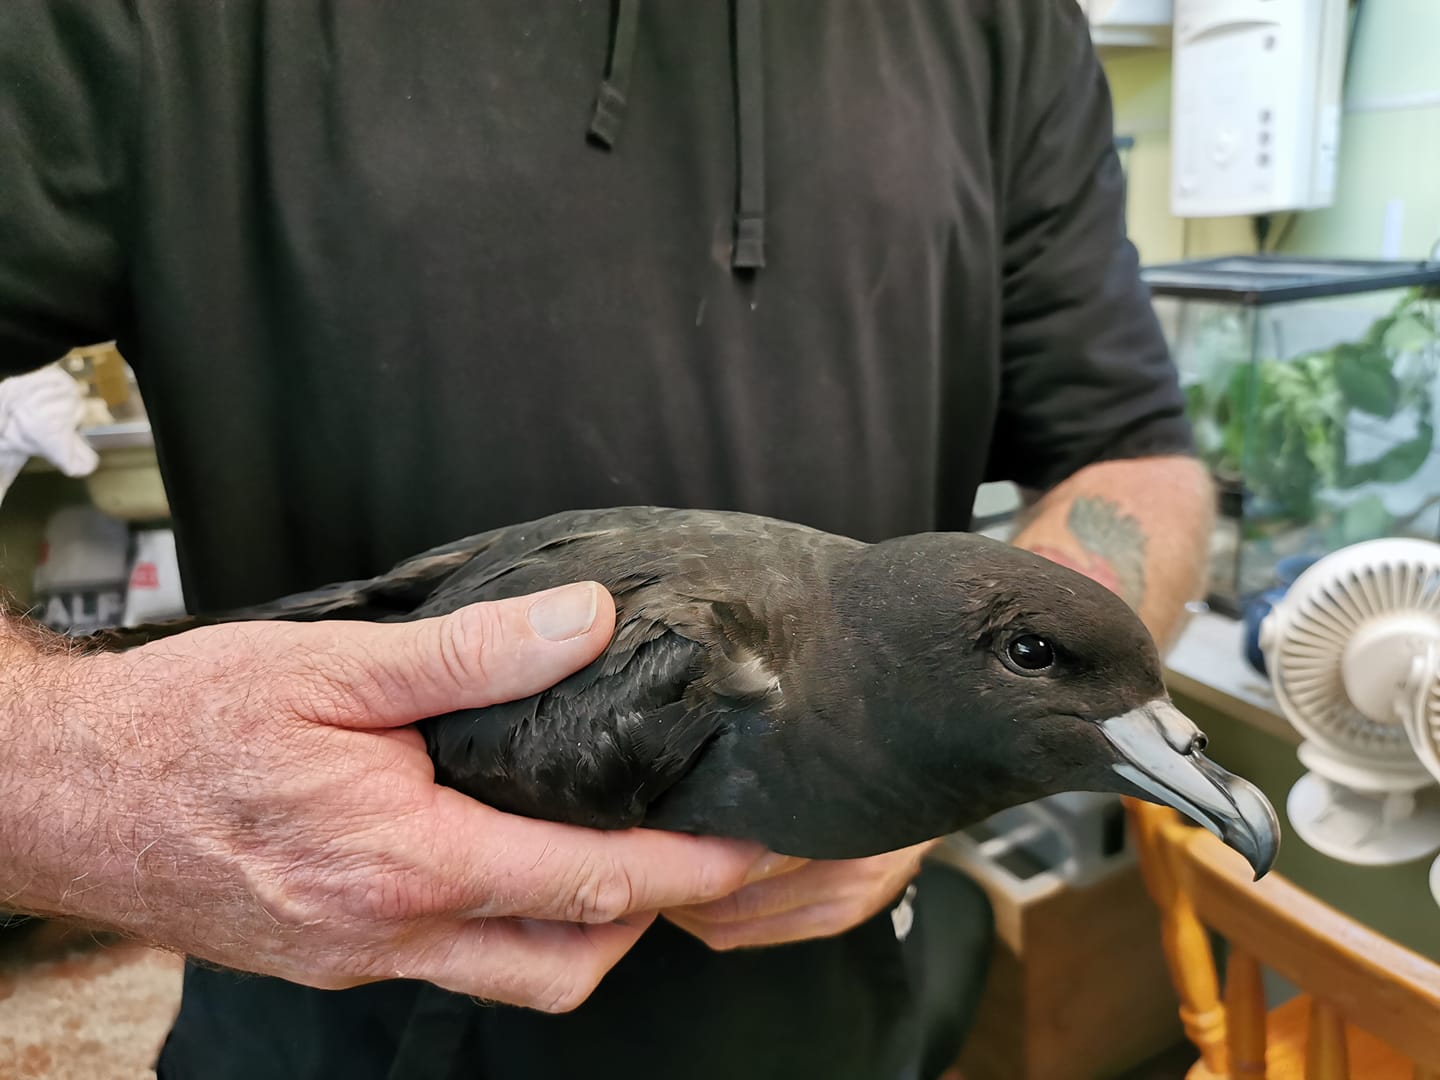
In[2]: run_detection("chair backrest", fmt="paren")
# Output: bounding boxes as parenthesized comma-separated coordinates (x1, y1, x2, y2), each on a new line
(1125, 798, 1440, 1078)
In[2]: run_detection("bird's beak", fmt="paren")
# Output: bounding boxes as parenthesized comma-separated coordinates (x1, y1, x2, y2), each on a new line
(1100, 699, 1280, 880)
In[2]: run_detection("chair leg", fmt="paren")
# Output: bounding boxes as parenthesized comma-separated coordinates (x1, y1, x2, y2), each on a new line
(1305, 1000, 1349, 1080)
(1223, 950, 1267, 1078)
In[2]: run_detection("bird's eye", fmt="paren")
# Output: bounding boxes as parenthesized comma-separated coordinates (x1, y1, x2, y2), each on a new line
(1005, 634, 1056, 673)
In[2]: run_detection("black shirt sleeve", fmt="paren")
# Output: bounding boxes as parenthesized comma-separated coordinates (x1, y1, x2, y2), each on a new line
(0, 0, 137, 376)
(985, 0, 1194, 493)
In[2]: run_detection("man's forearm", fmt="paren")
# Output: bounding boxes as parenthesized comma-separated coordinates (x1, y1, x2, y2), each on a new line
(1010, 454, 1214, 650)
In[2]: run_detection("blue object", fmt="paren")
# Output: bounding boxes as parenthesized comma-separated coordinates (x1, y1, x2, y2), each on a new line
(1242, 588, 1287, 676)
(1240, 554, 1320, 676)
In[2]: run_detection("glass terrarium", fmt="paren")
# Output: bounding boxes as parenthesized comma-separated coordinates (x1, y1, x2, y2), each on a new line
(1142, 255, 1440, 616)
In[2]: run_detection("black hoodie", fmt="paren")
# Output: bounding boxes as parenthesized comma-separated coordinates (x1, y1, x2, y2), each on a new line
(3, 0, 1190, 616)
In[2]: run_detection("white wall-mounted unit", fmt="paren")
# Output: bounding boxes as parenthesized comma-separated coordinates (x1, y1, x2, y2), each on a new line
(1080, 0, 1174, 49)
(1171, 0, 1349, 218)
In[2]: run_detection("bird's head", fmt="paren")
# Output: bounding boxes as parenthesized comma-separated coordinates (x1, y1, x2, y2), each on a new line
(838, 533, 1280, 879)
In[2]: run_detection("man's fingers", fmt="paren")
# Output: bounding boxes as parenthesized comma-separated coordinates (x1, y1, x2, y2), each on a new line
(276, 581, 618, 728)
(667, 858, 864, 926)
(417, 914, 657, 1012)
(421, 793, 768, 923)
(741, 853, 808, 884)
(666, 900, 863, 951)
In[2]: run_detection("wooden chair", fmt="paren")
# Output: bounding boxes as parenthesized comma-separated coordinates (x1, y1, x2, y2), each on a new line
(1125, 798, 1440, 1079)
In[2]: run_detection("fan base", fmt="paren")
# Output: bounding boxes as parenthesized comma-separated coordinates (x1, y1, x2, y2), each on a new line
(1287, 772, 1440, 866)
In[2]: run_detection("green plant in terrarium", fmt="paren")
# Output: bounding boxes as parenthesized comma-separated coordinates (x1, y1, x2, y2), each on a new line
(1182, 287, 1438, 546)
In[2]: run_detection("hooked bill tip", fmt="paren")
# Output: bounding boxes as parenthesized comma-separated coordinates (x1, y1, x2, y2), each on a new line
(1101, 701, 1280, 880)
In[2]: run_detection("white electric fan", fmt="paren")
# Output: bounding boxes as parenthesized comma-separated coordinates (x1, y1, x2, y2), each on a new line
(1258, 537, 1440, 904)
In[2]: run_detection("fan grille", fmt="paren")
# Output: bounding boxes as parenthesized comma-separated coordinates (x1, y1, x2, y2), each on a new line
(1275, 552, 1440, 765)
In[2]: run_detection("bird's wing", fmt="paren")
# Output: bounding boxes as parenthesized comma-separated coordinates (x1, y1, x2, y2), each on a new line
(419, 628, 731, 830)
(409, 510, 827, 829)
(415, 552, 773, 830)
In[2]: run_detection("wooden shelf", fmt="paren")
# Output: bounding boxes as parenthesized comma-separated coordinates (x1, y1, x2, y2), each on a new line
(21, 421, 155, 477)
(82, 420, 154, 452)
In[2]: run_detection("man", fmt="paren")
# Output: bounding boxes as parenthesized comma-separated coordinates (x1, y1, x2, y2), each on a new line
(0, 2, 1213, 1078)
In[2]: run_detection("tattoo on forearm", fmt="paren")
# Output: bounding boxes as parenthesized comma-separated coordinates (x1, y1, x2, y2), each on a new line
(1068, 497, 1147, 605)
(1028, 497, 1148, 608)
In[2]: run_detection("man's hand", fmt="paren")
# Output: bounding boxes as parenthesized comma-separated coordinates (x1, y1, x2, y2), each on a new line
(663, 840, 936, 950)
(0, 582, 769, 1013)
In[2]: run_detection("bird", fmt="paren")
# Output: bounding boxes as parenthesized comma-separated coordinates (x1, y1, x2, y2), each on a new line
(89, 505, 1280, 877)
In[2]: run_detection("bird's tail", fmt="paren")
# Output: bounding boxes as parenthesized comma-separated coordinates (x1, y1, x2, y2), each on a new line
(85, 532, 495, 651)
(84, 576, 379, 651)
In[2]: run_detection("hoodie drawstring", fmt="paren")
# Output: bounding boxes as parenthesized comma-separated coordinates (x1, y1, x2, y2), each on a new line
(587, 0, 767, 273)
(586, 0, 640, 150)
(729, 0, 766, 270)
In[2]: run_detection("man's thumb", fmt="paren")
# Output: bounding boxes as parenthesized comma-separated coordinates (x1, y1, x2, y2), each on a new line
(301, 581, 617, 728)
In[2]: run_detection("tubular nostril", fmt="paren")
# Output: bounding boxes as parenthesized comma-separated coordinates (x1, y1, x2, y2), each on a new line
(1189, 732, 1209, 755)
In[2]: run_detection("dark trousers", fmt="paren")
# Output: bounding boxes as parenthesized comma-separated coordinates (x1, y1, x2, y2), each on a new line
(156, 861, 993, 1080)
